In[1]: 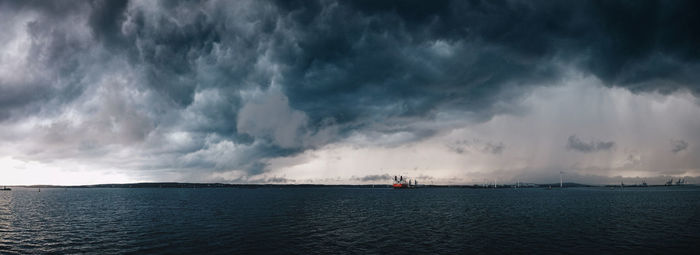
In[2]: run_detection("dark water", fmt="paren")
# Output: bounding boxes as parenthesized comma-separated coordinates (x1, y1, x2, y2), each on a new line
(1, 187, 699, 254)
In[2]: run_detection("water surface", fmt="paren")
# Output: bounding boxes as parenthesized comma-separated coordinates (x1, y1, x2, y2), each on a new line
(1, 186, 698, 254)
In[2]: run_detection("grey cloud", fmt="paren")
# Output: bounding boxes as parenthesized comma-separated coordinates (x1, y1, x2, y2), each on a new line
(1, 0, 700, 181)
(0, 2, 93, 122)
(566, 135, 615, 153)
(621, 154, 642, 169)
(483, 142, 505, 155)
(448, 139, 505, 155)
(352, 174, 392, 182)
(263, 176, 296, 184)
(15, 82, 155, 163)
(237, 89, 310, 148)
(671, 139, 689, 153)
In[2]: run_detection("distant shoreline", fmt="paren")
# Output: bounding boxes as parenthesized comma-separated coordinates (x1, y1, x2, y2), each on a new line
(2, 182, 696, 189)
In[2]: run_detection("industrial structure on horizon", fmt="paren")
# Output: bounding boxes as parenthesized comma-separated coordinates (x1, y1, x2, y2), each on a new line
(392, 176, 417, 189)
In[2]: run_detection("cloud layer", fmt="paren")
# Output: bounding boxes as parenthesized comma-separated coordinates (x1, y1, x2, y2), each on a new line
(1, 0, 699, 184)
(566, 135, 615, 153)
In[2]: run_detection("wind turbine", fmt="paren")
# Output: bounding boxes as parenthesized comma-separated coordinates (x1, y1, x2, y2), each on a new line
(560, 171, 564, 188)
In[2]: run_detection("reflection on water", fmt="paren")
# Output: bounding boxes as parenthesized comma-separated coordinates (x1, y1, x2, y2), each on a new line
(0, 187, 699, 254)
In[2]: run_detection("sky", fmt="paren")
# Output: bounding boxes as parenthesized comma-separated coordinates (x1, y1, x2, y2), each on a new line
(1, 0, 699, 185)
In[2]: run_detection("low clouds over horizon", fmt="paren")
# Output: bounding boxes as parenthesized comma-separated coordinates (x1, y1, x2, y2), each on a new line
(566, 135, 615, 153)
(1, 0, 699, 185)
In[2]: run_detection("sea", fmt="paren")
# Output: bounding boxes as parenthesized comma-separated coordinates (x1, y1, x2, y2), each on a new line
(1, 186, 699, 254)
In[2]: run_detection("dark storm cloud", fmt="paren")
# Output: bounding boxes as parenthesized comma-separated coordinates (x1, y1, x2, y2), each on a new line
(265, 0, 700, 143)
(671, 139, 689, 154)
(88, 0, 129, 44)
(566, 135, 615, 153)
(0, 0, 93, 121)
(2, 0, 699, 178)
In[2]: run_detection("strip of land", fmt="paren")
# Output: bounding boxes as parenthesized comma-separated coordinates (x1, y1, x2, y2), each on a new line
(3, 182, 692, 189)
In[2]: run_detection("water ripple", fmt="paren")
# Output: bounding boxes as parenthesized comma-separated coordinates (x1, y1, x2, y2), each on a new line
(0, 187, 698, 254)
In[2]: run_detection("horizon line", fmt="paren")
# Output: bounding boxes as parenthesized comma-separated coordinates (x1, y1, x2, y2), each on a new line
(2, 181, 696, 188)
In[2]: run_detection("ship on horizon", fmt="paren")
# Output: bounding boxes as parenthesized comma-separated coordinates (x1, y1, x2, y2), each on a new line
(392, 176, 417, 189)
